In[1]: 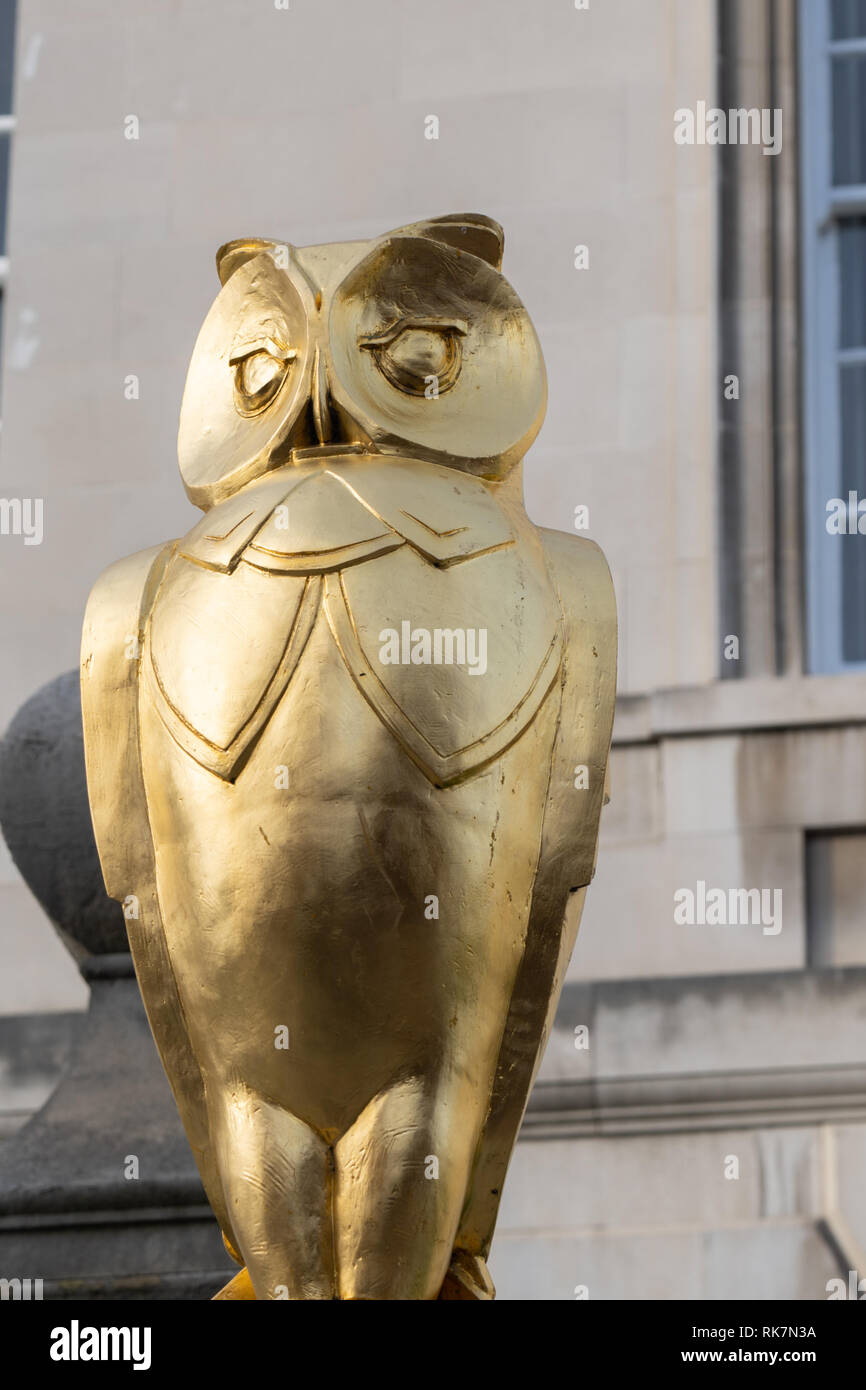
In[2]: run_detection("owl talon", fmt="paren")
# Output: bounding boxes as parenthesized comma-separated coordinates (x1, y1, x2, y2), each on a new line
(437, 1250, 495, 1301)
(212, 1266, 256, 1300)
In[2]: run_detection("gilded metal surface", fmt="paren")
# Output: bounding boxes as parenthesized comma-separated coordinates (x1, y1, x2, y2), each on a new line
(81, 213, 616, 1300)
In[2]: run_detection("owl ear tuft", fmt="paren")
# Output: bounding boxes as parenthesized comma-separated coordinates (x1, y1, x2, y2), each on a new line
(215, 238, 293, 285)
(393, 213, 504, 270)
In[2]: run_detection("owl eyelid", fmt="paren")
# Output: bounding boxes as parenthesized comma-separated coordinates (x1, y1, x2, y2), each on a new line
(230, 335, 295, 419)
(359, 317, 468, 350)
(229, 336, 298, 366)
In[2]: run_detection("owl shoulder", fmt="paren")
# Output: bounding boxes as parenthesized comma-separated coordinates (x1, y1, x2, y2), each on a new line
(537, 527, 616, 638)
(81, 542, 175, 901)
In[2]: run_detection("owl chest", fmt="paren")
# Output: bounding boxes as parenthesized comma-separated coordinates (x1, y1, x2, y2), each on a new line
(143, 463, 562, 788)
(240, 602, 433, 808)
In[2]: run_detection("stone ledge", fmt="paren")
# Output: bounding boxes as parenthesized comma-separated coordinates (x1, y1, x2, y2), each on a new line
(534, 966, 866, 1133)
(0, 1198, 235, 1290)
(614, 674, 866, 744)
(524, 1062, 866, 1138)
(42, 1269, 232, 1301)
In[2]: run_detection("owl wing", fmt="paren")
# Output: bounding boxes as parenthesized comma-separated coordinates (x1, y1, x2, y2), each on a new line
(455, 528, 617, 1262)
(81, 542, 241, 1260)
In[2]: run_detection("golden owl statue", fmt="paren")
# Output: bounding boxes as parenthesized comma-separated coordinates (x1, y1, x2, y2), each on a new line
(81, 212, 616, 1301)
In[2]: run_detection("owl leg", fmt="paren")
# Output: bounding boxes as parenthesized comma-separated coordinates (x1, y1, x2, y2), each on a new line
(333, 1072, 483, 1300)
(211, 1085, 336, 1300)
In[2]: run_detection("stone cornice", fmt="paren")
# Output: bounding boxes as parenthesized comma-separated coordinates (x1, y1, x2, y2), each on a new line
(613, 675, 866, 744)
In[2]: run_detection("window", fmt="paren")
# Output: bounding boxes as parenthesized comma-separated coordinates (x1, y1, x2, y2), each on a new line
(806, 828, 866, 966)
(800, 0, 866, 670)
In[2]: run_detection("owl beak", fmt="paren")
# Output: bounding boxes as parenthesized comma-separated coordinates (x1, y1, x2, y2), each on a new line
(311, 346, 334, 445)
(293, 343, 370, 457)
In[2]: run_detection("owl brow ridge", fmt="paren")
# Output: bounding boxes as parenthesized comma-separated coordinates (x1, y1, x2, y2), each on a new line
(359, 315, 468, 348)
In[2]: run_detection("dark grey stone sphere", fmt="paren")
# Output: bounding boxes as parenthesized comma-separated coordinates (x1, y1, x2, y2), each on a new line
(0, 669, 127, 955)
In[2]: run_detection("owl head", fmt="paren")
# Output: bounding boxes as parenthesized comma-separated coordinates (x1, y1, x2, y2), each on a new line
(178, 214, 547, 510)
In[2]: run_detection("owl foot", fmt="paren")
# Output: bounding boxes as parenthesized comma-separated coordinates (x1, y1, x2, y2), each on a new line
(212, 1267, 256, 1300)
(437, 1250, 496, 1300)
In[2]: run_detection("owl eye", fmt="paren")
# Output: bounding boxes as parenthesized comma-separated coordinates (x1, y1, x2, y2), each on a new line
(229, 333, 298, 417)
(359, 317, 467, 396)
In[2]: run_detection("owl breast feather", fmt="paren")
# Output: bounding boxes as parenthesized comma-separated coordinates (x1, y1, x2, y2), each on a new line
(143, 455, 563, 786)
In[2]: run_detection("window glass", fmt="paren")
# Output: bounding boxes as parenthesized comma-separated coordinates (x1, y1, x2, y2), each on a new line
(840, 364, 866, 659)
(0, 130, 10, 256)
(832, 0, 866, 40)
(839, 217, 866, 347)
(831, 54, 866, 184)
(0, 0, 14, 115)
